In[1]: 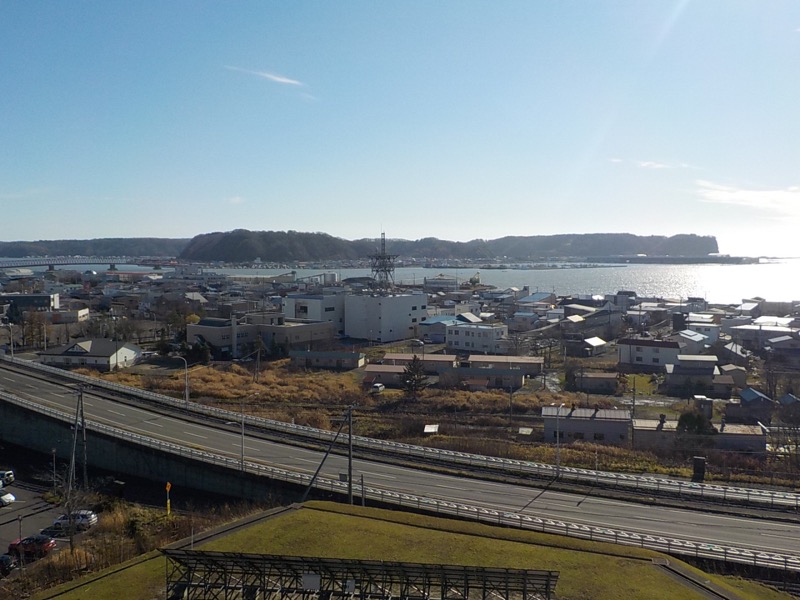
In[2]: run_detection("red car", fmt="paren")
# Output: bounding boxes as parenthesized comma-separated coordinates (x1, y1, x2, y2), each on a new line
(8, 535, 56, 559)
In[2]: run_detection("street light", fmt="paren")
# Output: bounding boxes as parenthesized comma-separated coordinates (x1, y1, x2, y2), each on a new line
(555, 402, 565, 476)
(2, 322, 13, 359)
(226, 398, 247, 471)
(239, 398, 245, 471)
(174, 355, 189, 406)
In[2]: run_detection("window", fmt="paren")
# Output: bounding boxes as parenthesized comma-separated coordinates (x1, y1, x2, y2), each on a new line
(654, 348, 660, 354)
(635, 346, 643, 352)
(324, 307, 335, 312)
(412, 306, 417, 310)
(635, 356, 643, 362)
(574, 432, 584, 440)
(412, 318, 417, 323)
(652, 358, 659, 364)
(593, 433, 605, 441)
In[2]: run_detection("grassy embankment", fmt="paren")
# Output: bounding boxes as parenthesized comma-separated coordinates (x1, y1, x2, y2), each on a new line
(33, 501, 791, 600)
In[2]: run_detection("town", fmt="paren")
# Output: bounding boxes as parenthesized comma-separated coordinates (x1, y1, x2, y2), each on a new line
(2, 244, 799, 487)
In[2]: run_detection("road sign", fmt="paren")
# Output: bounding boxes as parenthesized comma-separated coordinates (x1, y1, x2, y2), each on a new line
(166, 481, 172, 492)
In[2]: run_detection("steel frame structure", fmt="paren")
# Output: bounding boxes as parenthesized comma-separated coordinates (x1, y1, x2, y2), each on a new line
(163, 550, 559, 600)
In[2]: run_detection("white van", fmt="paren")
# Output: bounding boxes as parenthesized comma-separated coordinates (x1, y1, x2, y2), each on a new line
(370, 383, 385, 394)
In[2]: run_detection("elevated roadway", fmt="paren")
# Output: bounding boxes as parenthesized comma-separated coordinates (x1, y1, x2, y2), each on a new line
(1, 359, 798, 570)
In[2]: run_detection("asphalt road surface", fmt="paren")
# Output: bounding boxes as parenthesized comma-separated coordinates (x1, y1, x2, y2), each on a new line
(2, 361, 799, 558)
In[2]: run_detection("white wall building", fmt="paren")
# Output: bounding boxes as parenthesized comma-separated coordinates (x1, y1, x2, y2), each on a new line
(617, 337, 684, 372)
(445, 322, 509, 354)
(283, 293, 346, 335)
(344, 292, 427, 343)
(687, 322, 720, 344)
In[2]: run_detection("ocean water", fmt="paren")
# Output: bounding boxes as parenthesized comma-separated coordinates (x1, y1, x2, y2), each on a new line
(212, 259, 800, 305)
(7, 258, 799, 306)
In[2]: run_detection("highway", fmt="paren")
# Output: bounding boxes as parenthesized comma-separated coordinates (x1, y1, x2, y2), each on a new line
(1, 361, 799, 560)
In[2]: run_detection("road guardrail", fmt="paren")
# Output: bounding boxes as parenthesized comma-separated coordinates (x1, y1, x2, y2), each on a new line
(4, 356, 800, 512)
(2, 386, 797, 575)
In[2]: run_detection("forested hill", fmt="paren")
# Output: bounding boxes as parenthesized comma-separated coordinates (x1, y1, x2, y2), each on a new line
(179, 230, 719, 262)
(0, 238, 189, 258)
(0, 231, 719, 262)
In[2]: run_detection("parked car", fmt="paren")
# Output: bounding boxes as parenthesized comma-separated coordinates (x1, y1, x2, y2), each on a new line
(53, 509, 98, 531)
(0, 471, 14, 486)
(0, 491, 15, 506)
(0, 554, 17, 576)
(40, 522, 78, 538)
(8, 535, 56, 559)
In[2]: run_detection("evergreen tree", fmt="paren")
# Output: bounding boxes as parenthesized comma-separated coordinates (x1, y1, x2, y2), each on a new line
(402, 355, 429, 400)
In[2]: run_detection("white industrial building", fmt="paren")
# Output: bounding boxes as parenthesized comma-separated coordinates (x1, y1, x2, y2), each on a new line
(282, 292, 346, 335)
(344, 292, 427, 343)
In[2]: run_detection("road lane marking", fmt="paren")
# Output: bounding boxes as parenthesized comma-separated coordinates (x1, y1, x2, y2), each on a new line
(359, 471, 396, 480)
(185, 432, 207, 439)
(107, 410, 126, 417)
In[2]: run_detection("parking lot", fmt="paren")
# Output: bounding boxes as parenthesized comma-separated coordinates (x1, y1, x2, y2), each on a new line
(0, 481, 65, 564)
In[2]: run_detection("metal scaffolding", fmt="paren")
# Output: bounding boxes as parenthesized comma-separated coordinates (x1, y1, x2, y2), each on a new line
(163, 550, 559, 600)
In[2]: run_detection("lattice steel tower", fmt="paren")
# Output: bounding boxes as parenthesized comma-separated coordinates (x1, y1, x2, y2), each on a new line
(369, 232, 397, 290)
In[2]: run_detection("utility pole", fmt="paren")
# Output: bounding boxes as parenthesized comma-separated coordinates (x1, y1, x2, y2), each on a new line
(555, 402, 565, 476)
(347, 405, 354, 505)
(81, 388, 88, 488)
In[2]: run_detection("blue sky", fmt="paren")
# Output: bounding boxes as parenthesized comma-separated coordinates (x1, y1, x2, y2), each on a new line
(2, 2, 799, 256)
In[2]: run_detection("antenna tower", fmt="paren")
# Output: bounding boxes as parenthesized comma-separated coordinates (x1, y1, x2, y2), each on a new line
(369, 233, 397, 290)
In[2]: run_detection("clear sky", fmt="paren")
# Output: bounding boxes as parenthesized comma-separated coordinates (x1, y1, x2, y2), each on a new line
(2, 2, 799, 256)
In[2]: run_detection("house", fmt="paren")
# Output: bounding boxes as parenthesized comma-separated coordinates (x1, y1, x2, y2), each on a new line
(721, 341, 750, 367)
(467, 355, 543, 376)
(633, 416, 766, 455)
(564, 335, 607, 357)
(725, 387, 775, 424)
(362, 364, 407, 388)
(719, 364, 747, 389)
(766, 334, 800, 368)
(617, 336, 683, 373)
(507, 311, 542, 332)
(432, 354, 534, 389)
(687, 322, 720, 344)
(664, 355, 720, 397)
(418, 316, 460, 343)
(667, 330, 708, 355)
(289, 350, 366, 371)
(575, 372, 618, 394)
(542, 406, 631, 446)
(39, 338, 142, 371)
(381, 352, 459, 375)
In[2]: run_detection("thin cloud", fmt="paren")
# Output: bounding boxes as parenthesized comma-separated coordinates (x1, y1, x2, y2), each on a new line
(610, 158, 692, 169)
(636, 160, 671, 169)
(695, 180, 800, 217)
(225, 65, 304, 87)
